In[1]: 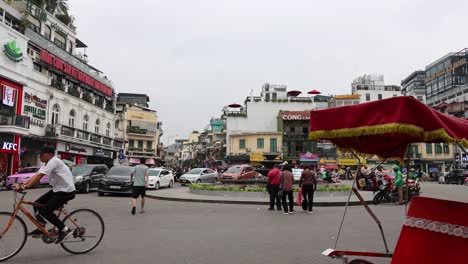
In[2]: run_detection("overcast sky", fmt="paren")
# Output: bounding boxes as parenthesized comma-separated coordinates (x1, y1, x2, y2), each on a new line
(69, 0, 468, 144)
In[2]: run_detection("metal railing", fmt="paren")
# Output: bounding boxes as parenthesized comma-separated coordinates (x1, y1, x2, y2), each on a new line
(0, 115, 30, 129)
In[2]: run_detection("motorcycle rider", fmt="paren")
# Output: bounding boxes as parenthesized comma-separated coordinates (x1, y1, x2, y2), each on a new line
(393, 165, 404, 205)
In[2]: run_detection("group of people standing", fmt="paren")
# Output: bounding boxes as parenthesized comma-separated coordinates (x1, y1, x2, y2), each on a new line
(267, 164, 317, 215)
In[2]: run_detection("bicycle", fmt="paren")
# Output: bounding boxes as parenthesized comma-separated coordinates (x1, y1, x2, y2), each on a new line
(0, 190, 105, 262)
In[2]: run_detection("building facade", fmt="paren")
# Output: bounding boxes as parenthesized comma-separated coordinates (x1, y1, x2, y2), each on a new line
(425, 48, 468, 107)
(401, 70, 426, 103)
(351, 74, 402, 103)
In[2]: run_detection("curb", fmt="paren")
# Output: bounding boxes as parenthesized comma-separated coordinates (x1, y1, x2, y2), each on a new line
(146, 194, 372, 207)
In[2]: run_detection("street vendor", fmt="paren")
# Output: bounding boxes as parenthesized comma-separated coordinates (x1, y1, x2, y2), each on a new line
(393, 165, 404, 205)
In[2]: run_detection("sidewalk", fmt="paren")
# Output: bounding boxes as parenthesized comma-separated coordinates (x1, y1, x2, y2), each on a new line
(146, 187, 374, 207)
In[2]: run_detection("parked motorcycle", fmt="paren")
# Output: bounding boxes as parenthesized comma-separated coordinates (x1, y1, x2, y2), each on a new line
(373, 179, 420, 205)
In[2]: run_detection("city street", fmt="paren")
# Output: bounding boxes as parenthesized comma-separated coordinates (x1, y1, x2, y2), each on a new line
(0, 182, 465, 264)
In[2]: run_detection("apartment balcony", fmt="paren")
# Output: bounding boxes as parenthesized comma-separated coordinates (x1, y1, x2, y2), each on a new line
(0, 114, 30, 136)
(24, 28, 113, 89)
(51, 79, 65, 91)
(128, 148, 156, 154)
(67, 87, 80, 98)
(76, 130, 89, 140)
(102, 137, 112, 146)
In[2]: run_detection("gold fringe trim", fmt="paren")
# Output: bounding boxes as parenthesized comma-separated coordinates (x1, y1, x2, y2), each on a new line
(309, 123, 468, 148)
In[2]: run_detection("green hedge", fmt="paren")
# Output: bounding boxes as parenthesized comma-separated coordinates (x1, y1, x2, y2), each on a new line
(190, 184, 351, 192)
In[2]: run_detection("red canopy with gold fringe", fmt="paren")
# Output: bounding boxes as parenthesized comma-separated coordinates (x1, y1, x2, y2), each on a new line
(309, 96, 468, 159)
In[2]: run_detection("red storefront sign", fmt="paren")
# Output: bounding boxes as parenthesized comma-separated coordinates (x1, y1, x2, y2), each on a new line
(40, 50, 113, 97)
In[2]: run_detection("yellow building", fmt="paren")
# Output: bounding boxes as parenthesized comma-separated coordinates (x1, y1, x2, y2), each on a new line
(229, 132, 282, 155)
(116, 104, 162, 165)
(409, 143, 455, 173)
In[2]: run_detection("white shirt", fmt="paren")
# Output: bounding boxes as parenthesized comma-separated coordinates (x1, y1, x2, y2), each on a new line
(39, 156, 76, 193)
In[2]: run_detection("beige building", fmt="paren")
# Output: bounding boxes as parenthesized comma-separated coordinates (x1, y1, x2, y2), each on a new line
(229, 132, 282, 155)
(115, 103, 162, 166)
(408, 143, 455, 173)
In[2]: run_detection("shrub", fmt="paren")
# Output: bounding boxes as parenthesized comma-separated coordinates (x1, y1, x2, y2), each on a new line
(190, 184, 351, 192)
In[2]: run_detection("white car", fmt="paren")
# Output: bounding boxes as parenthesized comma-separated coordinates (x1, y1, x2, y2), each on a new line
(148, 168, 174, 190)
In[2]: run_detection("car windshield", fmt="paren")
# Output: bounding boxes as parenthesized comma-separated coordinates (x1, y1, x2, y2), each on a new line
(17, 167, 39, 174)
(225, 167, 241, 173)
(71, 166, 93, 176)
(188, 168, 203, 174)
(149, 170, 161, 176)
(108, 166, 134, 176)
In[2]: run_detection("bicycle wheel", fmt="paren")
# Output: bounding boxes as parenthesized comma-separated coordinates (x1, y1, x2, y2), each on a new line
(60, 209, 105, 254)
(0, 212, 27, 262)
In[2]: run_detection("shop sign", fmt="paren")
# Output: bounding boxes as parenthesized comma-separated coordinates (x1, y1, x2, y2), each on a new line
(3, 40, 23, 62)
(2, 85, 16, 107)
(58, 142, 92, 155)
(24, 92, 47, 109)
(65, 144, 87, 153)
(425, 58, 467, 83)
(1, 141, 18, 154)
(25, 2, 48, 22)
(281, 111, 310, 120)
(93, 148, 112, 158)
(338, 158, 367, 166)
(299, 152, 319, 162)
(319, 158, 337, 164)
(24, 105, 46, 120)
(250, 152, 265, 162)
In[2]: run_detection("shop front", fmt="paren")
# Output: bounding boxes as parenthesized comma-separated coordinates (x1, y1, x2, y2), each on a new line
(299, 152, 319, 168)
(128, 157, 156, 166)
(318, 158, 338, 170)
(0, 135, 19, 176)
(57, 141, 93, 165)
(87, 148, 115, 168)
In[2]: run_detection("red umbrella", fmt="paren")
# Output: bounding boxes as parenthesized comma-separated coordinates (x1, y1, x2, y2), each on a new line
(309, 96, 468, 159)
(287, 90, 302, 97)
(308, 90, 321, 95)
(228, 103, 242, 108)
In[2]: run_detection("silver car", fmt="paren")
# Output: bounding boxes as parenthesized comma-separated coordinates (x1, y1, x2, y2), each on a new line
(179, 168, 218, 185)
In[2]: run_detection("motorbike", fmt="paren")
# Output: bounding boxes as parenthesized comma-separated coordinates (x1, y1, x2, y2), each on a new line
(373, 179, 420, 205)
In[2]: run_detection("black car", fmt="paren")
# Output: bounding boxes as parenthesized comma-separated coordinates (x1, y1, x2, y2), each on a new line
(72, 164, 108, 193)
(98, 166, 135, 196)
(445, 169, 468, 185)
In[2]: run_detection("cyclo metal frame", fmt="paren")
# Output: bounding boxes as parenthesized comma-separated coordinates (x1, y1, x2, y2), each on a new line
(0, 191, 78, 239)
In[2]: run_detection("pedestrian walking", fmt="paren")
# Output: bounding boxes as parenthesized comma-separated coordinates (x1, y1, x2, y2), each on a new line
(299, 166, 317, 213)
(131, 158, 149, 215)
(280, 165, 295, 215)
(393, 165, 404, 205)
(266, 164, 282, 211)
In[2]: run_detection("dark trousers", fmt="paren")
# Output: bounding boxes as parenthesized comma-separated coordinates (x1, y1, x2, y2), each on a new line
(302, 185, 315, 212)
(281, 190, 294, 213)
(33, 189, 75, 230)
(269, 184, 282, 210)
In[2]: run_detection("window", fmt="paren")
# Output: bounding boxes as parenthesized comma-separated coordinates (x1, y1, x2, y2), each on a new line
(393, 94, 398, 97)
(68, 109, 75, 127)
(83, 115, 89, 131)
(435, 143, 442, 154)
(265, 93, 270, 101)
(257, 138, 264, 149)
(95, 119, 100, 134)
(302, 127, 308, 135)
(378, 94, 382, 100)
(51, 104, 60, 125)
(115, 120, 119, 129)
(44, 25, 51, 40)
(443, 144, 450, 154)
(129, 140, 134, 148)
(426, 143, 432, 155)
(138, 140, 144, 149)
(147, 141, 152, 149)
(366, 94, 370, 101)
(28, 15, 40, 33)
(106, 123, 111, 137)
(54, 33, 66, 50)
(244, 167, 252, 172)
(417, 96, 423, 101)
(270, 138, 277, 152)
(272, 93, 277, 100)
(239, 139, 246, 149)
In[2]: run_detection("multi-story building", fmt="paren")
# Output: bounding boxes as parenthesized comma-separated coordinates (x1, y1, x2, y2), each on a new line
(224, 83, 330, 159)
(115, 103, 162, 166)
(425, 48, 468, 107)
(401, 71, 426, 102)
(0, 1, 121, 172)
(329, 94, 361, 108)
(351, 74, 402, 103)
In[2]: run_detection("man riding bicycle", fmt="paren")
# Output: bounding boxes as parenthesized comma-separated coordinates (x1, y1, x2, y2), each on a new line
(12, 146, 76, 244)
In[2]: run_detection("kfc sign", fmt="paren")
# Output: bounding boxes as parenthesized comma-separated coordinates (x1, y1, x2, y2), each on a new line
(1, 141, 18, 154)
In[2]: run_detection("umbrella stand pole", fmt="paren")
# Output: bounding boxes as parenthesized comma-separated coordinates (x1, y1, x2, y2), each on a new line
(333, 147, 391, 253)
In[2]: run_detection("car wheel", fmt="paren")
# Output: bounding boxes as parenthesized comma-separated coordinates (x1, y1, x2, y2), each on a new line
(196, 179, 201, 184)
(155, 182, 160, 190)
(458, 179, 463, 185)
(83, 182, 90, 194)
(98, 191, 104, 196)
(168, 180, 174, 188)
(212, 177, 218, 183)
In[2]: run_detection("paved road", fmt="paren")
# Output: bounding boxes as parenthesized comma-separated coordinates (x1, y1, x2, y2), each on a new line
(0, 182, 465, 264)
